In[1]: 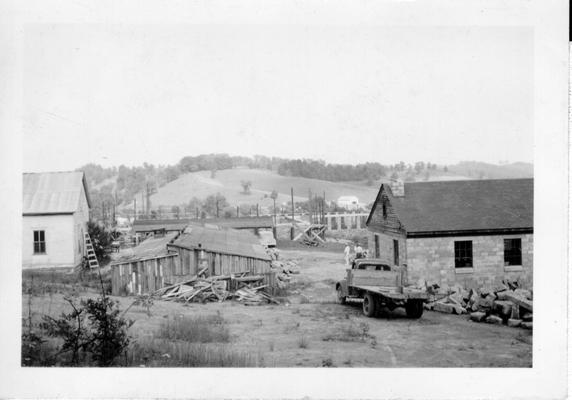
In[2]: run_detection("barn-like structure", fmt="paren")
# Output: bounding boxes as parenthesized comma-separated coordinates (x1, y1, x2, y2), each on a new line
(167, 226, 273, 284)
(110, 225, 274, 295)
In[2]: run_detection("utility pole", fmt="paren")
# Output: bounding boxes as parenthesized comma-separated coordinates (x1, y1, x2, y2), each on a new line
(134, 198, 137, 221)
(273, 197, 276, 225)
(236, 206, 239, 217)
(290, 187, 295, 240)
(256, 203, 259, 217)
(216, 198, 219, 218)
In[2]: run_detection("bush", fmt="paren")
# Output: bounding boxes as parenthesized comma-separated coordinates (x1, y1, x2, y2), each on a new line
(87, 221, 115, 261)
(41, 295, 132, 366)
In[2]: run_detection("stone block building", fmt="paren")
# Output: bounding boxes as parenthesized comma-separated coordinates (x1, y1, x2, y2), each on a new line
(365, 178, 533, 289)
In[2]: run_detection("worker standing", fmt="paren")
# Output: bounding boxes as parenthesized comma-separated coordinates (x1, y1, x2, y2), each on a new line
(344, 244, 351, 266)
(355, 243, 364, 259)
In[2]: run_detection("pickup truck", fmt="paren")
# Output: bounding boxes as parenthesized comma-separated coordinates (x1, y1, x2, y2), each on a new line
(335, 258, 428, 318)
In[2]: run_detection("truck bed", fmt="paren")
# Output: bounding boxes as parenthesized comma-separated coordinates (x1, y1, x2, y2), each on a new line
(351, 285, 429, 301)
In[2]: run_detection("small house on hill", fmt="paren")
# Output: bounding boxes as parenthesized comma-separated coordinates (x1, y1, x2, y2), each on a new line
(110, 232, 180, 295)
(337, 196, 360, 211)
(366, 179, 533, 289)
(22, 171, 91, 268)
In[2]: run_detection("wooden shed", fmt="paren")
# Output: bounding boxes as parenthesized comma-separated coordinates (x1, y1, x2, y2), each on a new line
(110, 232, 180, 295)
(167, 225, 274, 287)
(110, 226, 275, 296)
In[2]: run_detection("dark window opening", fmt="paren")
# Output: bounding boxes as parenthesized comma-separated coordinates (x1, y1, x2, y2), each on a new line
(393, 239, 399, 265)
(382, 202, 387, 219)
(504, 238, 522, 266)
(33, 230, 46, 254)
(454, 240, 473, 268)
(374, 235, 380, 258)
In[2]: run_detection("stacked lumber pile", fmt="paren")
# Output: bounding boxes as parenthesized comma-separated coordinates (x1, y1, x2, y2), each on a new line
(293, 224, 326, 246)
(153, 272, 279, 305)
(425, 281, 533, 329)
(270, 259, 301, 289)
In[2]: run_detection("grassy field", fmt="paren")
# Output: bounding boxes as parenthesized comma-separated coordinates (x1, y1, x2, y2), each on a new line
(22, 244, 532, 368)
(148, 168, 380, 208)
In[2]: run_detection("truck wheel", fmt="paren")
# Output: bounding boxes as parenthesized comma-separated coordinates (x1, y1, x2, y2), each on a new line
(336, 286, 346, 305)
(405, 300, 424, 319)
(362, 293, 377, 317)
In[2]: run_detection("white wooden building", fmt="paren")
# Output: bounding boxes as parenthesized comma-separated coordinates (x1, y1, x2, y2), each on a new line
(336, 196, 360, 211)
(22, 171, 91, 268)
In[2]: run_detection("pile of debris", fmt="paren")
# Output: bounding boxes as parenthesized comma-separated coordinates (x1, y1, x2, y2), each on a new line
(293, 224, 326, 246)
(424, 281, 533, 329)
(153, 272, 279, 305)
(270, 259, 301, 289)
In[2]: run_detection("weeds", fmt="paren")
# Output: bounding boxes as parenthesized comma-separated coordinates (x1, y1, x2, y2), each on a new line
(297, 336, 309, 349)
(157, 315, 230, 343)
(124, 339, 256, 367)
(322, 322, 375, 343)
(321, 357, 335, 367)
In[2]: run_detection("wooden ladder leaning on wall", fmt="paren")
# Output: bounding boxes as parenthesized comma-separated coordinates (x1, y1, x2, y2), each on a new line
(84, 232, 100, 269)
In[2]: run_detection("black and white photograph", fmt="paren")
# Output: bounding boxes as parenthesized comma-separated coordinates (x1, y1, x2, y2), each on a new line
(0, 0, 568, 399)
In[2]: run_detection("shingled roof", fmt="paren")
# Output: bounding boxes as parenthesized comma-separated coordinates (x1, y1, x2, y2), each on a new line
(170, 225, 271, 261)
(23, 171, 91, 215)
(367, 179, 533, 236)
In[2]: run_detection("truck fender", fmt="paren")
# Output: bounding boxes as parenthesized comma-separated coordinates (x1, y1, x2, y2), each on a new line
(336, 280, 348, 296)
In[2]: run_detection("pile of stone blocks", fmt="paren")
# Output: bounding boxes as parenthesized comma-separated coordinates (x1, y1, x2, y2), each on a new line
(424, 281, 533, 329)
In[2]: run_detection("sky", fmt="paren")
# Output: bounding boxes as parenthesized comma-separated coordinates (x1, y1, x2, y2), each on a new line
(22, 24, 534, 172)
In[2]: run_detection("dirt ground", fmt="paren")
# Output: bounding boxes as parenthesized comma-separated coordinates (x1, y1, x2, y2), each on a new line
(23, 246, 532, 368)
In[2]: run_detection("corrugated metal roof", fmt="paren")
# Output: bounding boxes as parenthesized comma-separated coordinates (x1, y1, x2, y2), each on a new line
(23, 171, 90, 214)
(110, 232, 180, 265)
(170, 225, 271, 261)
(367, 178, 533, 234)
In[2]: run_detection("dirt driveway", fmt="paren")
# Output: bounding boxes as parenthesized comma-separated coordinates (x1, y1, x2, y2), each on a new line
(23, 246, 532, 368)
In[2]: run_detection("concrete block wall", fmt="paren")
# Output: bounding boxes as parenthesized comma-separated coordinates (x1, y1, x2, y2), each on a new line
(406, 234, 533, 289)
(368, 231, 407, 266)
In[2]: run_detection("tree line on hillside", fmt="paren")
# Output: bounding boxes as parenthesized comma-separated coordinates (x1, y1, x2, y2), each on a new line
(78, 154, 530, 221)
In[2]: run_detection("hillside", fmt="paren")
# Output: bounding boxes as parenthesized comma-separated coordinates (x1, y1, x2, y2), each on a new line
(448, 162, 533, 179)
(148, 168, 380, 208)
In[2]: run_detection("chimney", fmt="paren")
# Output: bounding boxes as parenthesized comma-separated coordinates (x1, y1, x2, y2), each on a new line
(389, 179, 404, 197)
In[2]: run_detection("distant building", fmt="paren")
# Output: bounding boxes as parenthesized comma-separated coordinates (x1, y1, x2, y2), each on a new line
(132, 216, 274, 236)
(366, 179, 533, 289)
(22, 171, 91, 268)
(336, 196, 360, 211)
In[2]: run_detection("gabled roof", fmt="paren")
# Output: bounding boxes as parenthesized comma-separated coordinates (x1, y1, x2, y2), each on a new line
(110, 232, 179, 266)
(133, 216, 274, 233)
(170, 225, 271, 261)
(23, 171, 91, 215)
(367, 179, 533, 235)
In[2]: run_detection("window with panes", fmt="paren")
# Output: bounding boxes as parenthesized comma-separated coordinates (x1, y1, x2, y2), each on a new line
(33, 230, 46, 254)
(454, 240, 472, 268)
